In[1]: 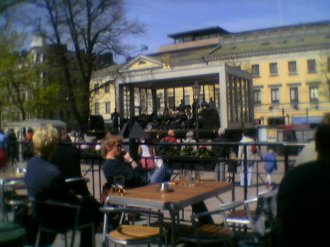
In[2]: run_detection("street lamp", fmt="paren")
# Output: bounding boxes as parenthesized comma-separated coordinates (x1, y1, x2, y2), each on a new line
(192, 81, 201, 141)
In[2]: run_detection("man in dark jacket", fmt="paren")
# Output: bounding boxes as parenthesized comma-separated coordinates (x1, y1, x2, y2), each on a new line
(51, 127, 90, 196)
(277, 123, 330, 247)
(212, 128, 230, 181)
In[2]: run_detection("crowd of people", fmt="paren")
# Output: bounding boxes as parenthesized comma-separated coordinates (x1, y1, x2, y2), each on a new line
(136, 101, 220, 131)
(1, 111, 329, 246)
(0, 127, 34, 170)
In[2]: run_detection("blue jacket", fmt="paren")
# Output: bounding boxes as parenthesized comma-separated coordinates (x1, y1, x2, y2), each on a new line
(262, 152, 277, 173)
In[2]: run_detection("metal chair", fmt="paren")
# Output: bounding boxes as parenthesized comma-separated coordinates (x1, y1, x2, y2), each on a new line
(30, 198, 95, 247)
(224, 190, 275, 232)
(225, 189, 279, 246)
(1, 169, 28, 223)
(100, 198, 167, 247)
(0, 222, 26, 247)
(175, 200, 243, 247)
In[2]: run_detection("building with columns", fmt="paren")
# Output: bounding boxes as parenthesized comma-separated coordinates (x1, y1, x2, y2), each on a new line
(91, 20, 330, 137)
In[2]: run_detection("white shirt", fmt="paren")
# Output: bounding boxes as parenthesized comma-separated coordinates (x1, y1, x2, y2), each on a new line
(238, 135, 255, 160)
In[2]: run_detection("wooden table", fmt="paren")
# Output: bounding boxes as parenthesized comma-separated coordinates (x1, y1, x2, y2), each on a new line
(108, 181, 232, 246)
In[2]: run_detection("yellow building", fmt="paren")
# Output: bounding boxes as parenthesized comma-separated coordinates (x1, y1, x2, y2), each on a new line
(90, 21, 330, 135)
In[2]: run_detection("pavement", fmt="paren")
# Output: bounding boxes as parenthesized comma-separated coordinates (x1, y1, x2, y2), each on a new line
(9, 158, 287, 246)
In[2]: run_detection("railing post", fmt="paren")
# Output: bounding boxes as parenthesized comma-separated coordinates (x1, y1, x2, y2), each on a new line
(284, 144, 289, 175)
(243, 145, 248, 200)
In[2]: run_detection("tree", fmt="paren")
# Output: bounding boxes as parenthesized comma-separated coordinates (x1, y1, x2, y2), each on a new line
(26, 0, 145, 132)
(0, 34, 60, 121)
(317, 52, 330, 102)
(0, 0, 27, 13)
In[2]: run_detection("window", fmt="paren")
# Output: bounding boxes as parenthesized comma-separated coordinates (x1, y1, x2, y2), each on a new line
(184, 95, 190, 105)
(94, 83, 99, 94)
(290, 87, 299, 103)
(95, 102, 99, 114)
(269, 63, 278, 76)
(251, 64, 260, 77)
(309, 86, 319, 103)
(288, 61, 297, 74)
(105, 101, 110, 113)
(253, 89, 261, 105)
(34, 52, 41, 63)
(271, 88, 279, 104)
(168, 96, 175, 109)
(105, 83, 110, 93)
(156, 97, 161, 108)
(307, 59, 316, 73)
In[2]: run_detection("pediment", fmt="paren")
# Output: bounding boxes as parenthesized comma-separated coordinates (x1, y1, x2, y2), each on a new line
(119, 55, 163, 72)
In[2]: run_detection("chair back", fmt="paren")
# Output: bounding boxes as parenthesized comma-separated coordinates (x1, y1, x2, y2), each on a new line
(100, 203, 166, 246)
(252, 188, 278, 237)
(30, 198, 80, 232)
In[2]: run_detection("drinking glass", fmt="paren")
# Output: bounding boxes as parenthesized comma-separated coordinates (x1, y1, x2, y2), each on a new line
(114, 176, 125, 194)
(187, 170, 195, 187)
(195, 170, 204, 184)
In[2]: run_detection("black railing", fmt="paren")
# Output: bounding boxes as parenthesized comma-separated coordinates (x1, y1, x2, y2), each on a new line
(1, 141, 306, 202)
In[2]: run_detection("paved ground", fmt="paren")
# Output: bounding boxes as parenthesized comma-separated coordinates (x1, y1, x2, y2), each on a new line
(8, 157, 289, 247)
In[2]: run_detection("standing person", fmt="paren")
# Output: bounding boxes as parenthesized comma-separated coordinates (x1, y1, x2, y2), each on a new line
(227, 147, 238, 182)
(277, 123, 330, 247)
(260, 147, 277, 186)
(185, 106, 194, 128)
(238, 130, 256, 186)
(212, 128, 229, 181)
(25, 125, 100, 247)
(208, 97, 216, 109)
(178, 99, 185, 112)
(139, 137, 155, 168)
(0, 129, 7, 170)
(138, 137, 169, 183)
(6, 128, 19, 167)
(22, 128, 34, 161)
(111, 108, 120, 134)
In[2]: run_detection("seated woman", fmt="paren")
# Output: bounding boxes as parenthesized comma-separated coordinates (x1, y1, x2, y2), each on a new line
(101, 135, 169, 190)
(24, 125, 100, 247)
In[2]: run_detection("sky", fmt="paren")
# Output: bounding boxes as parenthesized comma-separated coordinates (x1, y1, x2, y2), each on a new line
(121, 0, 330, 60)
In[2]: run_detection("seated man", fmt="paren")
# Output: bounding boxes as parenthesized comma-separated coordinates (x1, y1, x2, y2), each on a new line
(277, 123, 330, 246)
(51, 127, 91, 196)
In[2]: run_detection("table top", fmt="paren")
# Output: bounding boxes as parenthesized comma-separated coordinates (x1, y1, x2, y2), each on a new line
(108, 181, 232, 210)
(0, 171, 25, 181)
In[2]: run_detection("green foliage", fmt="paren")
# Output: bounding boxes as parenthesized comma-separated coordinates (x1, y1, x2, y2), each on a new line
(179, 146, 214, 158)
(26, 83, 61, 113)
(0, 33, 61, 120)
(192, 147, 214, 158)
(179, 147, 194, 156)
